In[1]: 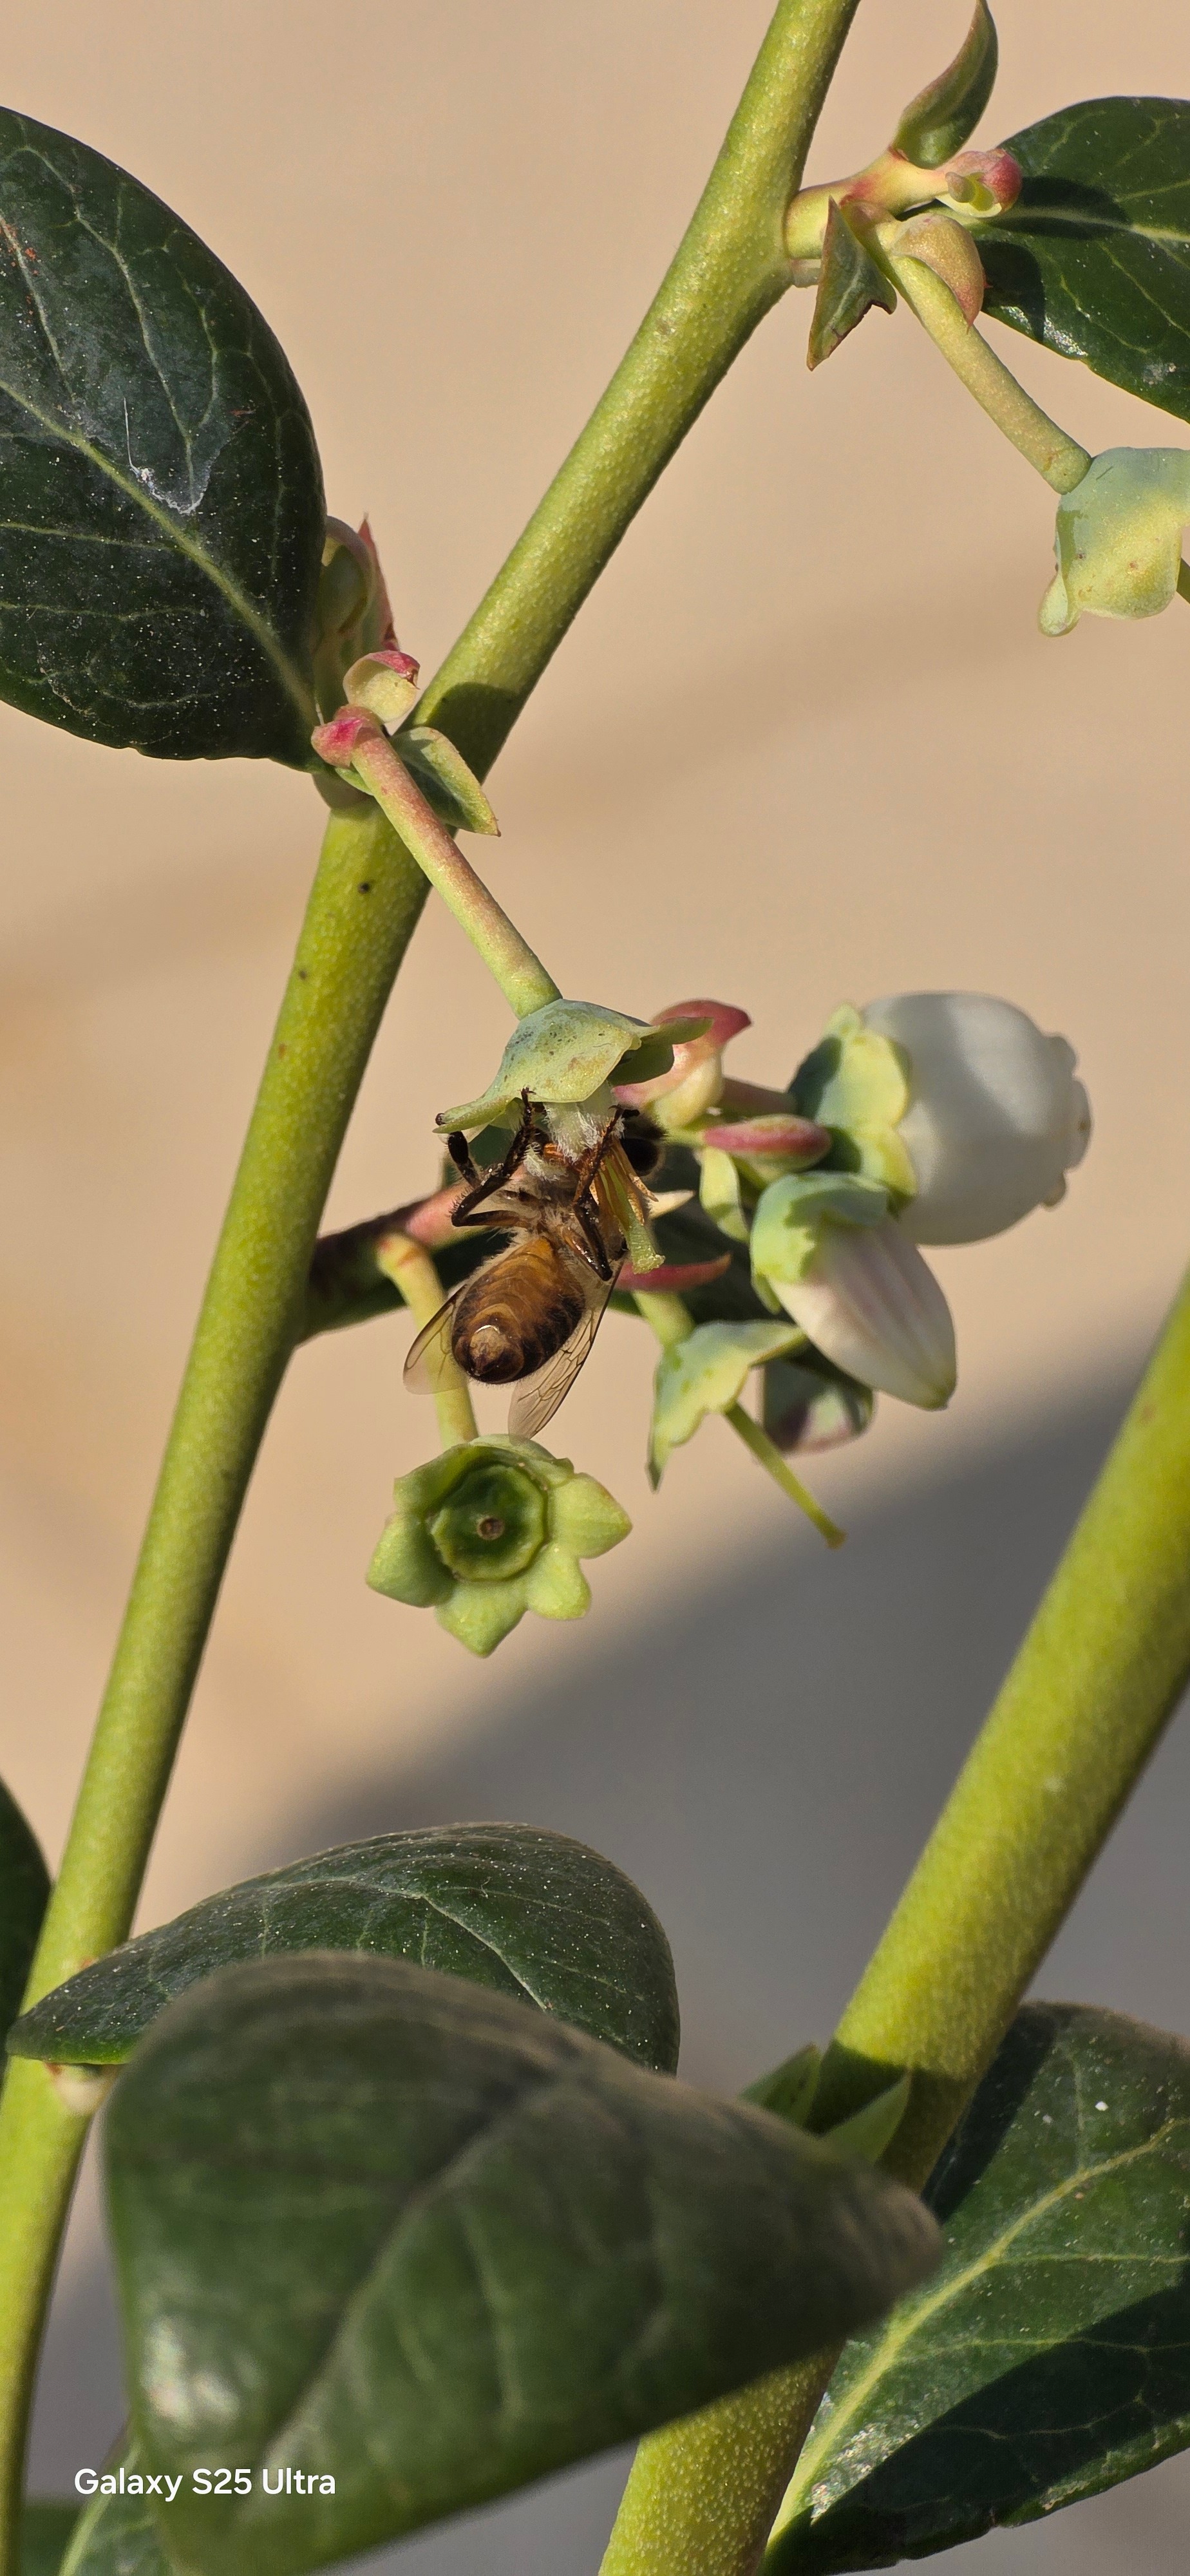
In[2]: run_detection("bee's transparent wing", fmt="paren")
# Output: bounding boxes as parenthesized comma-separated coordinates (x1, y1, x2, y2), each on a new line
(403, 1282, 468, 1396)
(508, 1264, 619, 1442)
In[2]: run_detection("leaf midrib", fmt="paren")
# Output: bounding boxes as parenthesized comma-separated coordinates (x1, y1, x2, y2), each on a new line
(778, 2114, 1189, 2532)
(0, 209, 314, 733)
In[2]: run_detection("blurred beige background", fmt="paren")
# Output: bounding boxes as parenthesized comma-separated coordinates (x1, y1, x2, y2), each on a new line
(4, 2, 1190, 2568)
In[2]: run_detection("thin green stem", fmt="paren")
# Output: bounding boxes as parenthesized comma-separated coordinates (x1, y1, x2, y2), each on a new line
(610, 1269, 1190, 2576)
(347, 728, 559, 1019)
(889, 257, 1090, 492)
(633, 1287, 695, 1349)
(0, 5, 867, 2552)
(724, 1403, 844, 1548)
(373, 1232, 478, 1447)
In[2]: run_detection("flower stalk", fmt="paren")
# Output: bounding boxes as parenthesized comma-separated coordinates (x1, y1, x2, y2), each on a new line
(886, 252, 1090, 491)
(314, 712, 560, 1020)
(372, 1233, 478, 1447)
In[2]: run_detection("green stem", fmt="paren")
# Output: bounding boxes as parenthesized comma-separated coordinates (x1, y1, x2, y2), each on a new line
(608, 1269, 1190, 2576)
(346, 728, 560, 1018)
(889, 257, 1090, 492)
(724, 1402, 844, 1548)
(0, 800, 427, 2562)
(0, 5, 867, 2553)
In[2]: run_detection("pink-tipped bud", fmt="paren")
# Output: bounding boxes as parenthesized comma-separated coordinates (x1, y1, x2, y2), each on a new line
(620, 1255, 733, 1294)
(311, 706, 383, 768)
(614, 999, 751, 1119)
(702, 1115, 830, 1167)
(344, 645, 422, 726)
(941, 147, 1023, 217)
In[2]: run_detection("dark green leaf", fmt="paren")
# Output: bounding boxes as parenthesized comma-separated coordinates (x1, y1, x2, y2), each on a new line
(766, 2002, 1190, 2570)
(109, 1955, 939, 2575)
(21, 2503, 79, 2576)
(893, 0, 998, 169)
(0, 1779, 49, 2042)
(975, 100, 1190, 424)
(0, 106, 323, 762)
(8, 1824, 679, 2074)
(807, 205, 897, 371)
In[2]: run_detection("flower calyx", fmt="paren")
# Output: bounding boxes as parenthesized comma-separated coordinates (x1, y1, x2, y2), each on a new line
(367, 1435, 630, 1656)
(613, 999, 751, 1128)
(648, 1320, 806, 1486)
(437, 999, 712, 1133)
(791, 1005, 916, 1197)
(1039, 448, 1190, 636)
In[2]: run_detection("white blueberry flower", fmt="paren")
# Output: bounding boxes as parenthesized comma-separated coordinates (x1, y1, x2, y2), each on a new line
(750, 1173, 956, 1410)
(860, 993, 1091, 1245)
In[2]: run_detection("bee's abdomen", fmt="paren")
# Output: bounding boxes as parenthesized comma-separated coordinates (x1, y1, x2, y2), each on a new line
(452, 1255, 585, 1384)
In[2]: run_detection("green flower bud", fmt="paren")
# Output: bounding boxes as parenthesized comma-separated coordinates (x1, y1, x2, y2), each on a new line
(791, 1005, 917, 1197)
(1039, 448, 1190, 636)
(367, 1436, 630, 1656)
(437, 999, 710, 1132)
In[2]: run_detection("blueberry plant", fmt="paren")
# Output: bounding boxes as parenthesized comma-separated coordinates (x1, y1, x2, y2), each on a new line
(3, 7, 1190, 2573)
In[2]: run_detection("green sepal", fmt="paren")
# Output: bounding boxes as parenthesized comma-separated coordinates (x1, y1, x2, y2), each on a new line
(744, 2045, 823, 2128)
(21, 2502, 80, 2576)
(750, 1173, 888, 1293)
(976, 100, 1190, 426)
(808, 202, 897, 370)
(10, 1823, 680, 2075)
(893, 0, 998, 169)
(437, 1002, 706, 1130)
(398, 726, 500, 835)
(649, 1319, 804, 1482)
(0, 1780, 49, 2044)
(699, 1144, 751, 1243)
(106, 1955, 940, 2574)
(768, 2002, 1190, 2569)
(818, 2074, 911, 2166)
(791, 1007, 915, 1193)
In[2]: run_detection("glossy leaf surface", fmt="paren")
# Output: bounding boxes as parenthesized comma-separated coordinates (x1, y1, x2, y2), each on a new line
(768, 2002, 1190, 2569)
(0, 106, 323, 761)
(0, 1778, 48, 2041)
(109, 1955, 939, 2575)
(21, 2505, 79, 2576)
(10, 1824, 679, 2074)
(976, 100, 1190, 422)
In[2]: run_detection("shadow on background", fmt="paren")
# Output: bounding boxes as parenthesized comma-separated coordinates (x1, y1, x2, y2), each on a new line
(30, 1364, 1190, 2571)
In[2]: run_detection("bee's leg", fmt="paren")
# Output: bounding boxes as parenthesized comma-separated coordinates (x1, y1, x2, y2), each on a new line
(449, 1092, 537, 1227)
(573, 1191, 616, 1280)
(446, 1130, 482, 1188)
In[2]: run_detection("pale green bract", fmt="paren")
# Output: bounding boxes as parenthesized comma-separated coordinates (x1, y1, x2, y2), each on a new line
(750, 1173, 889, 1294)
(437, 999, 710, 1131)
(649, 1321, 805, 1482)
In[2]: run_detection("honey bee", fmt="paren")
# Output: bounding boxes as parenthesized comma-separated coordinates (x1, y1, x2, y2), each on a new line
(404, 1093, 663, 1439)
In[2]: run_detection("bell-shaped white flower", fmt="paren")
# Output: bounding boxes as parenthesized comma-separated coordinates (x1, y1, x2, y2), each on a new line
(772, 1215, 956, 1410)
(860, 993, 1091, 1245)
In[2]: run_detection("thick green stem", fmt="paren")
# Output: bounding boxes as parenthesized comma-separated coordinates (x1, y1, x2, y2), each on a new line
(415, 0, 864, 773)
(608, 1270, 1190, 2576)
(0, 800, 426, 2561)
(0, 5, 865, 2553)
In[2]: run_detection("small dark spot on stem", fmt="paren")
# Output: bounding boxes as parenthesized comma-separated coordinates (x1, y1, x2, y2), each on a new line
(298, 967, 308, 981)
(277, 1043, 288, 1057)
(357, 880, 373, 895)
